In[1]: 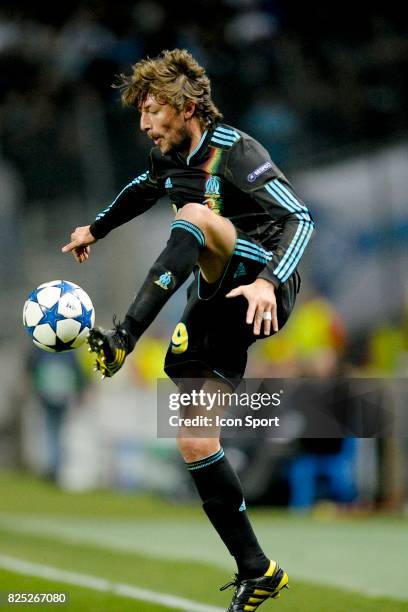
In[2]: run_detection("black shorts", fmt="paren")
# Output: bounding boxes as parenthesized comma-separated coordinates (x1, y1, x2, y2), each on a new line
(164, 231, 300, 386)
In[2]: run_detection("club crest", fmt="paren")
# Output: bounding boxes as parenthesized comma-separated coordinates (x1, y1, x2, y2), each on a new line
(204, 175, 223, 215)
(155, 271, 173, 290)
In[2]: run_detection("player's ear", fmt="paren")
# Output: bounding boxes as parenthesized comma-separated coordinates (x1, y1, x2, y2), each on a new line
(184, 99, 196, 120)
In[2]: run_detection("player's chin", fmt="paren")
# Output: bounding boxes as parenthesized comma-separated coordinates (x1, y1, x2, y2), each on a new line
(161, 139, 179, 155)
(159, 142, 170, 154)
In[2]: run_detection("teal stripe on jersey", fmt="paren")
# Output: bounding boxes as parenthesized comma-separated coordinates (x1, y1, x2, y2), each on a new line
(95, 172, 148, 221)
(186, 129, 208, 165)
(211, 133, 239, 145)
(211, 136, 236, 147)
(273, 220, 306, 277)
(269, 180, 309, 212)
(216, 126, 240, 139)
(277, 221, 314, 282)
(171, 220, 206, 247)
(235, 245, 272, 261)
(280, 223, 314, 282)
(265, 183, 296, 213)
(265, 184, 309, 219)
(234, 249, 270, 264)
(272, 179, 308, 212)
(211, 127, 240, 146)
(236, 239, 272, 258)
(213, 134, 236, 144)
(264, 178, 314, 281)
(213, 129, 239, 143)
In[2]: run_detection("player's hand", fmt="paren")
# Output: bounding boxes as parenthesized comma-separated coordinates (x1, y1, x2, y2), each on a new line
(226, 278, 278, 336)
(62, 225, 96, 264)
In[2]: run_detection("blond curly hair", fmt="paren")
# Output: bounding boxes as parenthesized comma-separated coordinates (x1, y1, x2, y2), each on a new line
(115, 49, 223, 127)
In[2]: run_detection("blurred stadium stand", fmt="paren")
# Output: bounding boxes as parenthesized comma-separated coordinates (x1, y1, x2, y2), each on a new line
(0, 2, 407, 510)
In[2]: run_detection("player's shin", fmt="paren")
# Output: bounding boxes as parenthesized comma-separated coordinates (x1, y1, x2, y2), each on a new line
(121, 221, 205, 350)
(186, 448, 270, 579)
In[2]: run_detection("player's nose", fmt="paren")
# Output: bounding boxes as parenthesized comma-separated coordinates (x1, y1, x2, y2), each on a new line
(140, 112, 150, 133)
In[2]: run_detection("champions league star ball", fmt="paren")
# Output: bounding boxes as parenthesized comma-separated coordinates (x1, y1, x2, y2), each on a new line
(23, 280, 95, 352)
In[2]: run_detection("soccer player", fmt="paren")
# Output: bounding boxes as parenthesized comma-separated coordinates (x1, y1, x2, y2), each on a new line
(62, 49, 314, 610)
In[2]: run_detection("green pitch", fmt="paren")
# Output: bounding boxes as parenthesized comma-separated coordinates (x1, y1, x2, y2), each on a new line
(0, 471, 406, 611)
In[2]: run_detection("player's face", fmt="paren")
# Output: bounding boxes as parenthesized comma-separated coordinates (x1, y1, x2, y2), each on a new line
(140, 94, 190, 155)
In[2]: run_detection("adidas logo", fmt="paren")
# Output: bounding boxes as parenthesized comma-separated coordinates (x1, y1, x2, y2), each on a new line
(234, 262, 247, 279)
(165, 177, 173, 189)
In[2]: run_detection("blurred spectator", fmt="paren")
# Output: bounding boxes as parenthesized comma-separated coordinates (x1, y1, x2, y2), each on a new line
(287, 438, 358, 511)
(131, 333, 168, 386)
(26, 348, 87, 481)
(365, 325, 405, 375)
(248, 292, 347, 377)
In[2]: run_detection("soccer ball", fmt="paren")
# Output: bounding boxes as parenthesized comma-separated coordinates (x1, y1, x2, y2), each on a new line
(23, 280, 95, 352)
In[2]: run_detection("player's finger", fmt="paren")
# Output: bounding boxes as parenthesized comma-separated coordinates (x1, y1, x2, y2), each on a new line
(272, 304, 279, 333)
(73, 248, 84, 262)
(226, 286, 243, 298)
(246, 300, 257, 325)
(261, 301, 275, 336)
(263, 314, 271, 336)
(62, 241, 78, 253)
(253, 310, 264, 335)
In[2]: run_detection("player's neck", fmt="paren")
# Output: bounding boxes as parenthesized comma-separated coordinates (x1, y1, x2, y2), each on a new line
(186, 119, 205, 158)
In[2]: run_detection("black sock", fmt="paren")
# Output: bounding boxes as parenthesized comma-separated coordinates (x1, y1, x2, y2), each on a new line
(187, 448, 270, 579)
(121, 220, 205, 351)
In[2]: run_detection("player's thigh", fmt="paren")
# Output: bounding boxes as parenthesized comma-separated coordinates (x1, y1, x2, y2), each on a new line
(164, 289, 250, 387)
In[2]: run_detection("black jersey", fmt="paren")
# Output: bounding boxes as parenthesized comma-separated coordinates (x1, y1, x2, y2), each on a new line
(90, 123, 314, 287)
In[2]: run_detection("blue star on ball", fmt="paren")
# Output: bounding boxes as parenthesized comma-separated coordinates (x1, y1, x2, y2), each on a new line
(75, 301, 94, 334)
(37, 300, 67, 333)
(52, 280, 78, 297)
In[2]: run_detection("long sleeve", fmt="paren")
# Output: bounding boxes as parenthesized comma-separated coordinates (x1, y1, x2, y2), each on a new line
(89, 152, 165, 239)
(225, 136, 315, 287)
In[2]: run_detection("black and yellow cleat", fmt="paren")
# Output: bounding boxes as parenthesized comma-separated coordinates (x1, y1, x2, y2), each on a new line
(221, 560, 289, 611)
(87, 323, 129, 380)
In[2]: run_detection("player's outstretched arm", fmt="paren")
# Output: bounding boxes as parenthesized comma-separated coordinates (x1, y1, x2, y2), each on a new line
(62, 225, 97, 264)
(226, 277, 278, 336)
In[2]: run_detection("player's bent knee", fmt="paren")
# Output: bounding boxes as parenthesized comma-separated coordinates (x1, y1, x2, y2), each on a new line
(176, 202, 212, 229)
(177, 436, 220, 463)
(176, 203, 235, 254)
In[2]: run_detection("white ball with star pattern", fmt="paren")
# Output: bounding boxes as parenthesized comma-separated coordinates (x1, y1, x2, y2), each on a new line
(23, 280, 95, 352)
